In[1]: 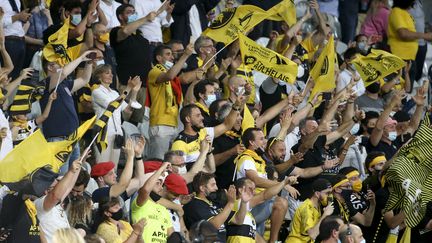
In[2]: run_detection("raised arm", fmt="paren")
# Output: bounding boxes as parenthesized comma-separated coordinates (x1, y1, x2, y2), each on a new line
(407, 81, 427, 133)
(43, 159, 82, 211)
(36, 92, 57, 125)
(109, 139, 135, 197)
(256, 97, 290, 129)
(155, 43, 193, 84)
(126, 136, 146, 196)
(208, 185, 236, 229)
(136, 162, 170, 207)
(214, 97, 243, 137)
(116, 12, 156, 42)
(369, 90, 404, 146)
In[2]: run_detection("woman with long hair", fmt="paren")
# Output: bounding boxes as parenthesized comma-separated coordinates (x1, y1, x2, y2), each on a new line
(52, 228, 85, 243)
(66, 195, 94, 233)
(94, 197, 146, 243)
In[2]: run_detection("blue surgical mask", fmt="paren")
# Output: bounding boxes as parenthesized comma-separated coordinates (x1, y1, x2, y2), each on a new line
(205, 94, 217, 107)
(163, 60, 174, 70)
(358, 42, 367, 52)
(71, 14, 82, 26)
(127, 13, 138, 23)
(388, 131, 397, 141)
(350, 123, 360, 135)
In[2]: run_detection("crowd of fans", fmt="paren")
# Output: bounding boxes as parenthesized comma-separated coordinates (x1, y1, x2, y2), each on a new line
(0, 0, 432, 242)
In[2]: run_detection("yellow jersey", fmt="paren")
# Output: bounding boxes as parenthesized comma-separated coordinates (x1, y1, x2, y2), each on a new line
(387, 7, 418, 60)
(227, 200, 256, 243)
(285, 199, 321, 243)
(171, 127, 215, 164)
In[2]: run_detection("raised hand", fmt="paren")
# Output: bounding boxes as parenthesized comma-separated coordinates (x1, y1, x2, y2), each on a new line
(123, 138, 134, 159)
(239, 185, 253, 203)
(133, 135, 146, 156)
(412, 80, 428, 106)
(226, 185, 237, 204)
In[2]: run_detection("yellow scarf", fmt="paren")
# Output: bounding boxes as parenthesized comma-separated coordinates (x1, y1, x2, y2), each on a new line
(24, 199, 38, 227)
(195, 102, 210, 115)
(225, 130, 241, 139)
(12, 118, 29, 130)
(236, 149, 266, 164)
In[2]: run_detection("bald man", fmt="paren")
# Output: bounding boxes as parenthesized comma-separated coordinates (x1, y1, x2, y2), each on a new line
(339, 224, 365, 243)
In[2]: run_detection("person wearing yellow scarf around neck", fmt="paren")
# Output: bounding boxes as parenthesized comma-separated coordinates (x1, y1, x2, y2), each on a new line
(10, 91, 57, 146)
(332, 170, 376, 228)
(147, 42, 194, 160)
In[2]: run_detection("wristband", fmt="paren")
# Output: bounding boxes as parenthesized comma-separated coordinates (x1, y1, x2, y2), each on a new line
(135, 156, 142, 160)
(352, 116, 359, 123)
(308, 101, 314, 107)
(86, 25, 92, 28)
(123, 90, 129, 96)
(232, 105, 241, 111)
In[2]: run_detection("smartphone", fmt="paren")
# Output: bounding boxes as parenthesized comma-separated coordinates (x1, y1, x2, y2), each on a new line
(87, 52, 97, 60)
(30, 70, 40, 83)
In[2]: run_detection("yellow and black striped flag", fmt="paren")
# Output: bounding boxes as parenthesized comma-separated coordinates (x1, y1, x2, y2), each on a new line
(93, 97, 124, 152)
(385, 113, 432, 232)
(9, 78, 46, 115)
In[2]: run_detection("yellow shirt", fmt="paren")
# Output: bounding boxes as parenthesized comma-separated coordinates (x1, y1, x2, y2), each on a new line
(131, 197, 173, 243)
(96, 220, 133, 243)
(387, 7, 418, 60)
(171, 127, 214, 164)
(285, 199, 321, 243)
(148, 64, 179, 127)
(227, 200, 256, 243)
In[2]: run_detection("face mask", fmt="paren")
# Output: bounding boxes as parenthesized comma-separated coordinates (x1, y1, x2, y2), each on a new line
(358, 42, 367, 52)
(350, 123, 360, 135)
(98, 32, 110, 44)
(388, 131, 397, 141)
(96, 59, 105, 66)
(338, 239, 342, 243)
(359, 239, 366, 243)
(182, 62, 188, 69)
(320, 193, 328, 206)
(127, 13, 138, 23)
(366, 82, 380, 94)
(110, 209, 123, 221)
(177, 166, 187, 175)
(297, 65, 305, 78)
(205, 94, 217, 107)
(352, 180, 363, 192)
(236, 86, 245, 96)
(164, 60, 174, 70)
(71, 14, 82, 26)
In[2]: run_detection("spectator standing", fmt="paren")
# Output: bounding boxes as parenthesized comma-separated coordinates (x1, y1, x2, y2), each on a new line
(99, 0, 121, 29)
(0, 0, 31, 79)
(338, 0, 360, 44)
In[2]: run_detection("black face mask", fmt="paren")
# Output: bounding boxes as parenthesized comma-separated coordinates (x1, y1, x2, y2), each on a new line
(366, 82, 380, 94)
(255, 147, 265, 156)
(367, 127, 374, 135)
(191, 125, 201, 132)
(110, 209, 124, 221)
(206, 192, 218, 202)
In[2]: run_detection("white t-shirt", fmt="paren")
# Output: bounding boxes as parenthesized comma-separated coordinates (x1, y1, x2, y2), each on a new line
(268, 124, 300, 161)
(169, 199, 181, 232)
(336, 69, 365, 97)
(236, 158, 268, 180)
(35, 196, 70, 243)
(99, 0, 121, 29)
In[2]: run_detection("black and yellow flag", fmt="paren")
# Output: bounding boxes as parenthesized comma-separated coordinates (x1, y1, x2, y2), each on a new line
(310, 36, 336, 98)
(267, 0, 297, 26)
(0, 117, 95, 194)
(42, 17, 72, 66)
(238, 33, 298, 84)
(352, 49, 405, 87)
(9, 77, 46, 115)
(93, 98, 124, 152)
(385, 113, 432, 230)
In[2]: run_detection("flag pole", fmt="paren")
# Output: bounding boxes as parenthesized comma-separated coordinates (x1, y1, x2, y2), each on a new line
(54, 68, 63, 93)
(79, 132, 99, 163)
(202, 44, 229, 68)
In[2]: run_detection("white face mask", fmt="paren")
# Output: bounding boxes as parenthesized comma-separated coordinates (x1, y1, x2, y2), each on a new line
(297, 65, 305, 78)
(350, 123, 360, 135)
(236, 86, 245, 96)
(359, 239, 366, 243)
(388, 131, 397, 141)
(177, 166, 187, 175)
(205, 94, 217, 107)
(95, 59, 105, 66)
(164, 60, 174, 70)
(71, 14, 82, 26)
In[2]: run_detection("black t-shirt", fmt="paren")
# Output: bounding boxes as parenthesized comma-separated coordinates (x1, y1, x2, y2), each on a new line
(292, 135, 327, 201)
(320, 138, 345, 182)
(109, 28, 151, 86)
(364, 187, 390, 242)
(334, 191, 369, 220)
(0, 194, 40, 243)
(366, 139, 397, 160)
(214, 134, 240, 190)
(198, 107, 213, 127)
(183, 197, 230, 242)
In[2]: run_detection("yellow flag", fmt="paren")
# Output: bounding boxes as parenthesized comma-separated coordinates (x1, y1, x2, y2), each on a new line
(203, 5, 271, 45)
(267, 0, 297, 26)
(0, 116, 96, 184)
(310, 36, 336, 97)
(352, 49, 405, 87)
(241, 104, 255, 134)
(42, 18, 72, 66)
(238, 34, 298, 84)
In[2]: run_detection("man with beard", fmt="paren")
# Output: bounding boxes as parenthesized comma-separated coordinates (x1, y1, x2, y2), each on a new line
(286, 178, 335, 243)
(171, 97, 243, 169)
(183, 172, 248, 242)
(235, 128, 291, 243)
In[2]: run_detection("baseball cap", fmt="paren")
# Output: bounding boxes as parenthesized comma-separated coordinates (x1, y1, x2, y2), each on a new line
(91, 162, 115, 178)
(164, 173, 188, 195)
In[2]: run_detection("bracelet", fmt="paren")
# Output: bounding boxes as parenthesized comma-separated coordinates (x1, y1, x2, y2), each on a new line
(232, 105, 241, 111)
(132, 231, 140, 236)
(123, 90, 129, 96)
(352, 116, 359, 123)
(86, 25, 92, 28)
(135, 156, 142, 160)
(308, 101, 314, 107)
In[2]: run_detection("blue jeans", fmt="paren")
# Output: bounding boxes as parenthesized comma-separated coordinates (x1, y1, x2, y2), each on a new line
(4, 37, 26, 80)
(251, 197, 275, 235)
(47, 137, 80, 175)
